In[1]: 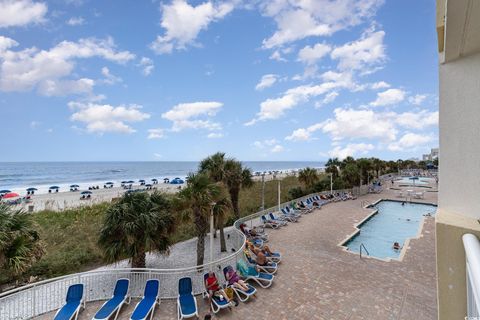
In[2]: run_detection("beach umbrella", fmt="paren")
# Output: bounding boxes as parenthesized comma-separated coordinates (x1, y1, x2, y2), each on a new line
(3, 192, 19, 199)
(151, 178, 158, 182)
(145, 183, 152, 187)
(127, 180, 135, 184)
(139, 179, 145, 182)
(163, 178, 169, 182)
(81, 191, 92, 195)
(121, 181, 128, 184)
(49, 186, 60, 190)
(26, 187, 38, 191)
(105, 182, 114, 185)
(70, 184, 79, 188)
(0, 189, 11, 194)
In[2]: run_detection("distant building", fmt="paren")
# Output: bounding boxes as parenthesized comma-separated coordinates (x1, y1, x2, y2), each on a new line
(422, 147, 439, 161)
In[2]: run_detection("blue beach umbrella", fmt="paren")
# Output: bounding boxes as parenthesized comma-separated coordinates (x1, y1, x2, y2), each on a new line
(49, 186, 60, 190)
(81, 191, 92, 195)
(26, 187, 38, 191)
(70, 184, 79, 188)
(151, 178, 158, 182)
(127, 180, 135, 184)
(0, 189, 11, 194)
(105, 182, 114, 185)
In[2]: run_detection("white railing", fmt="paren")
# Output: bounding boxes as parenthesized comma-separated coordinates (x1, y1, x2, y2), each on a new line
(463, 233, 480, 318)
(0, 189, 350, 319)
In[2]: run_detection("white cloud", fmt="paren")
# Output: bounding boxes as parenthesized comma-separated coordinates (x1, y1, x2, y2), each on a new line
(271, 144, 284, 153)
(66, 17, 84, 26)
(331, 29, 386, 73)
(253, 139, 277, 149)
(285, 123, 323, 141)
(162, 101, 223, 132)
(138, 57, 154, 76)
(207, 132, 223, 138)
(69, 101, 150, 134)
(328, 143, 374, 159)
(370, 88, 405, 107)
(101, 67, 122, 85)
(0, 36, 135, 96)
(259, 0, 384, 49)
(392, 110, 438, 129)
(317, 91, 338, 107)
(388, 132, 433, 151)
(150, 0, 234, 54)
(408, 94, 427, 106)
(247, 71, 356, 125)
(269, 50, 287, 62)
(0, 0, 47, 28)
(148, 128, 165, 139)
(297, 43, 331, 64)
(320, 107, 397, 141)
(154, 153, 162, 159)
(371, 81, 390, 89)
(255, 74, 279, 91)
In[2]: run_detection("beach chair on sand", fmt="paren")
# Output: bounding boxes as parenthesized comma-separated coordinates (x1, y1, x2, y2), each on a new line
(236, 260, 274, 288)
(130, 279, 160, 320)
(54, 284, 85, 320)
(93, 279, 130, 320)
(261, 215, 279, 229)
(177, 277, 198, 320)
(222, 266, 257, 302)
(203, 273, 232, 314)
(279, 208, 298, 222)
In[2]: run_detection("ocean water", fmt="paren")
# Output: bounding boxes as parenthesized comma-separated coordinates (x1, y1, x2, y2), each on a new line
(0, 161, 324, 194)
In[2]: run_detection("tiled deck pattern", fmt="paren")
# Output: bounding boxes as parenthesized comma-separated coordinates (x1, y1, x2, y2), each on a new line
(37, 185, 438, 320)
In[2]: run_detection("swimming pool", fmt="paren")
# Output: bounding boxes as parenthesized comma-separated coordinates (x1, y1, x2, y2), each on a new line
(396, 177, 432, 185)
(343, 200, 436, 260)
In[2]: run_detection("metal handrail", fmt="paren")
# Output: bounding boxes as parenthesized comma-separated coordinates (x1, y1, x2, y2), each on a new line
(463, 233, 480, 317)
(0, 187, 356, 319)
(360, 243, 370, 259)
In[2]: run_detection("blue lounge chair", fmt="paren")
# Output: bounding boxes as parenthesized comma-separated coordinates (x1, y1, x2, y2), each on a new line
(268, 212, 288, 225)
(130, 279, 159, 320)
(236, 260, 274, 288)
(203, 273, 231, 314)
(177, 277, 198, 320)
(244, 251, 278, 274)
(260, 215, 279, 229)
(54, 284, 85, 320)
(93, 279, 130, 320)
(222, 266, 257, 302)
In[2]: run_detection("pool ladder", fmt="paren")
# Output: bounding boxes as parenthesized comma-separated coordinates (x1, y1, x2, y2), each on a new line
(360, 243, 370, 259)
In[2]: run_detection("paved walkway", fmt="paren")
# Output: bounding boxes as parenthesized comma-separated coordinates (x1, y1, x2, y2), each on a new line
(37, 184, 438, 320)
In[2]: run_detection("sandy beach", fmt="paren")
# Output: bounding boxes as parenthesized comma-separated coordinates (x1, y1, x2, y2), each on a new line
(3, 171, 300, 212)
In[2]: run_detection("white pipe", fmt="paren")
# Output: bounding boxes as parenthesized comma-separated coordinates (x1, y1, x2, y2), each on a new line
(463, 233, 480, 313)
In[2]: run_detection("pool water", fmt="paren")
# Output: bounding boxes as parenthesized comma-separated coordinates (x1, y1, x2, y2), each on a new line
(396, 177, 432, 185)
(344, 200, 436, 259)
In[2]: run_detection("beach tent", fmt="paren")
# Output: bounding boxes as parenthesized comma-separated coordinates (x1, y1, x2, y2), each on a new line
(3, 192, 19, 199)
(170, 178, 184, 185)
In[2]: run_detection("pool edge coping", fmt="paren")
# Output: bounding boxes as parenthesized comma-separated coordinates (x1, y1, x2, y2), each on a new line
(337, 198, 437, 263)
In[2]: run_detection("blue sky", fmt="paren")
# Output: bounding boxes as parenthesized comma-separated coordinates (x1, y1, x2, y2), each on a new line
(0, 0, 438, 161)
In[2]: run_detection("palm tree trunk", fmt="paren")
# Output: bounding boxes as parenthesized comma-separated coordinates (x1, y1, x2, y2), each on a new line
(229, 188, 240, 219)
(132, 250, 146, 268)
(218, 215, 226, 252)
(197, 234, 205, 266)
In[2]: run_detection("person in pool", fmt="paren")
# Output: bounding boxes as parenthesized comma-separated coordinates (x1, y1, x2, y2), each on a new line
(393, 242, 401, 250)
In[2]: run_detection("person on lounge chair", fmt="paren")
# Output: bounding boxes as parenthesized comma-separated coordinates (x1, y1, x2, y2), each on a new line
(225, 266, 250, 291)
(205, 271, 232, 309)
(248, 247, 272, 266)
(247, 240, 275, 256)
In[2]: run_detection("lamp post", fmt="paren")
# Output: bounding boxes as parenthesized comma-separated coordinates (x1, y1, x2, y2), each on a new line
(278, 179, 281, 212)
(329, 172, 333, 195)
(261, 172, 265, 211)
(210, 202, 216, 265)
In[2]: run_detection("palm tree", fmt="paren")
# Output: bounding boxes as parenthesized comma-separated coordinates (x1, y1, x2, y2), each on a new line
(223, 159, 253, 220)
(212, 194, 231, 252)
(325, 158, 341, 179)
(98, 191, 176, 268)
(341, 163, 361, 187)
(357, 158, 372, 186)
(298, 167, 319, 191)
(176, 173, 221, 266)
(199, 152, 226, 182)
(0, 204, 44, 281)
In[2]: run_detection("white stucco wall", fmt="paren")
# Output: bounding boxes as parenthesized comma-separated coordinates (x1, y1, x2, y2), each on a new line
(439, 51, 480, 219)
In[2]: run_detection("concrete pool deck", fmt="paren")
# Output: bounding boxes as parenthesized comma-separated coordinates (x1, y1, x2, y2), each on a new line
(35, 183, 438, 320)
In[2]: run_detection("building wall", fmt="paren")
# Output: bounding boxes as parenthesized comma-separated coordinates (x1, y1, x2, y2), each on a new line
(437, 51, 480, 320)
(438, 51, 480, 219)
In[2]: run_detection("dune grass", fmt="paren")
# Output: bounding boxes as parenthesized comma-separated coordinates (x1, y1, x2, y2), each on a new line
(8, 176, 302, 284)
